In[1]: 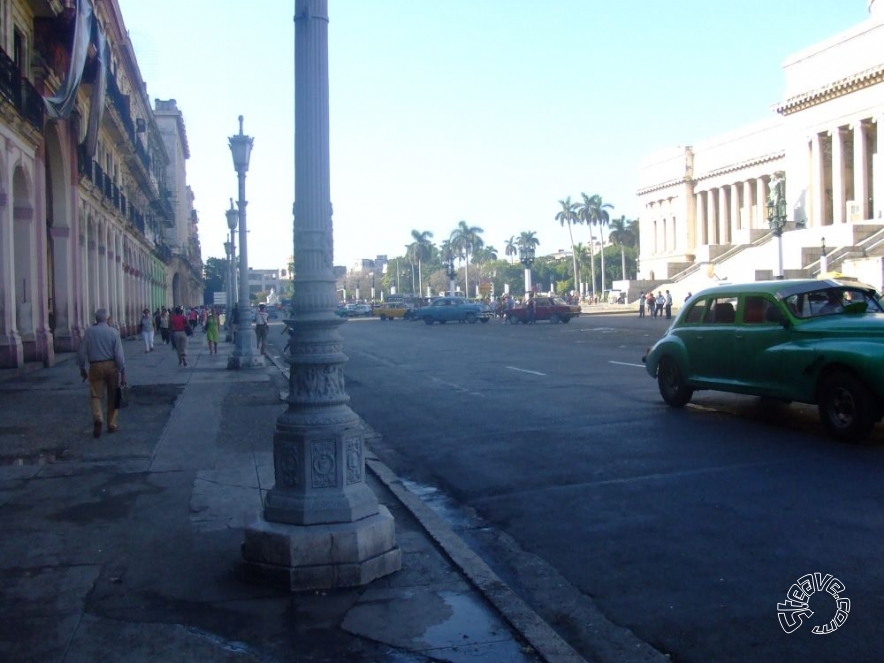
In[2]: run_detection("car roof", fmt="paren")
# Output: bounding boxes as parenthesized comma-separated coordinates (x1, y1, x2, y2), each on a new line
(692, 278, 878, 300)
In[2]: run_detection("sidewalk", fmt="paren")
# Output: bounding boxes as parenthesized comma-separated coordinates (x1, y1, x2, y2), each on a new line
(0, 330, 585, 662)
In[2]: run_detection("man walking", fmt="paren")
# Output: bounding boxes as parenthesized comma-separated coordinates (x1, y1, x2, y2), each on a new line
(665, 290, 673, 319)
(255, 303, 270, 354)
(638, 291, 645, 317)
(77, 308, 127, 438)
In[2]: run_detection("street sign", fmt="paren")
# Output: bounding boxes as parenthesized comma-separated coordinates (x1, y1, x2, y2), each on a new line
(213, 292, 227, 305)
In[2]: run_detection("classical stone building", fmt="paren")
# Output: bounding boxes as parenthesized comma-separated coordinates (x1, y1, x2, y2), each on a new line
(637, 0, 884, 299)
(0, 0, 201, 369)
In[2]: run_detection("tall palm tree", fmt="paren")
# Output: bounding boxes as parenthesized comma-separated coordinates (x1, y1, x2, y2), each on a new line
(504, 236, 517, 264)
(579, 193, 614, 298)
(555, 197, 580, 294)
(575, 195, 597, 299)
(450, 221, 484, 299)
(517, 231, 540, 253)
(410, 229, 434, 297)
(404, 242, 419, 294)
(608, 215, 636, 279)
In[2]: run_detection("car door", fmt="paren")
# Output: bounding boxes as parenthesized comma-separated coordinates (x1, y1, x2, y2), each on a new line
(732, 295, 790, 395)
(683, 296, 738, 385)
(534, 297, 552, 321)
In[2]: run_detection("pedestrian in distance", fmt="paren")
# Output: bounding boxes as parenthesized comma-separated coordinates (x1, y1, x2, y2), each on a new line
(170, 306, 190, 366)
(638, 291, 645, 318)
(77, 308, 127, 438)
(140, 308, 155, 353)
(159, 307, 170, 344)
(646, 291, 656, 318)
(526, 293, 537, 324)
(204, 311, 220, 355)
(655, 292, 665, 318)
(665, 290, 673, 319)
(255, 303, 270, 354)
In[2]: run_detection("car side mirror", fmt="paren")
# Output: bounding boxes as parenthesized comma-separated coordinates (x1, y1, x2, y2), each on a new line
(766, 305, 790, 328)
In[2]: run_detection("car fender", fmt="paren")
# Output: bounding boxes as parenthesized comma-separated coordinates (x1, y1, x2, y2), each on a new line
(779, 339, 884, 402)
(646, 337, 691, 382)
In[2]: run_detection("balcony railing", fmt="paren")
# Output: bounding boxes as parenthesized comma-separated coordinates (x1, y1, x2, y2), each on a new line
(0, 46, 44, 132)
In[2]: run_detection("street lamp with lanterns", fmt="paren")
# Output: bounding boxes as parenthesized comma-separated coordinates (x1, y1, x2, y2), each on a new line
(224, 199, 238, 341)
(766, 171, 788, 280)
(519, 244, 536, 294)
(227, 116, 264, 369)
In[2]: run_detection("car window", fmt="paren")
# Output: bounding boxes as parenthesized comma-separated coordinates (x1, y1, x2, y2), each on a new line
(684, 299, 708, 323)
(783, 287, 883, 319)
(742, 296, 775, 324)
(704, 297, 738, 324)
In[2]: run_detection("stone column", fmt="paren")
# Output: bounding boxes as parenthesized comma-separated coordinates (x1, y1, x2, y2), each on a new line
(831, 127, 847, 224)
(854, 121, 869, 221)
(241, 0, 401, 591)
(742, 180, 754, 229)
(811, 133, 826, 226)
(718, 186, 729, 244)
(730, 183, 741, 232)
(707, 188, 717, 243)
(695, 192, 706, 244)
(756, 177, 767, 228)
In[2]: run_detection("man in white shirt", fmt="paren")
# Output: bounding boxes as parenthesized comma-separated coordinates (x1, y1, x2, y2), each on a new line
(255, 304, 270, 354)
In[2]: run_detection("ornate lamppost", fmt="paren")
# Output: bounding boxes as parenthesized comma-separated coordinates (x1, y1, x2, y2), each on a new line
(445, 252, 456, 297)
(241, 0, 400, 590)
(227, 117, 264, 368)
(766, 171, 788, 280)
(519, 244, 536, 294)
(224, 199, 238, 342)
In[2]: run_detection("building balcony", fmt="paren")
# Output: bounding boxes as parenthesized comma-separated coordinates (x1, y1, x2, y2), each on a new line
(0, 47, 45, 132)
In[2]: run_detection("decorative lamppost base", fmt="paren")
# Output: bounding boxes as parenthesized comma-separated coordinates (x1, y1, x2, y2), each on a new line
(241, 507, 401, 591)
(227, 353, 266, 369)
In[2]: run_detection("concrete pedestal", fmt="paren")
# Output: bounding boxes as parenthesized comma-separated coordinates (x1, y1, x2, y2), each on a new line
(242, 506, 401, 590)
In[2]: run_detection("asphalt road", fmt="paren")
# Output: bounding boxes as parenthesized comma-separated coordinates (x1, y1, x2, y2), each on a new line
(268, 313, 884, 663)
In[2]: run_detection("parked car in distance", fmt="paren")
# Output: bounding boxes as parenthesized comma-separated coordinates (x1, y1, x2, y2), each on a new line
(506, 295, 581, 324)
(413, 296, 491, 325)
(335, 303, 373, 318)
(642, 279, 884, 441)
(373, 303, 414, 321)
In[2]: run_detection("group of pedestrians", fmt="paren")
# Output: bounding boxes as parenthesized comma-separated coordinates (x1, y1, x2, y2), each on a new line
(638, 290, 674, 319)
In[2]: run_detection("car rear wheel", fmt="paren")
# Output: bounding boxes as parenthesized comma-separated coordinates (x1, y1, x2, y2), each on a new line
(479, 317, 489, 323)
(818, 371, 876, 442)
(657, 356, 693, 407)
(549, 314, 561, 324)
(466, 313, 477, 324)
(561, 317, 571, 324)
(379, 314, 387, 321)
(508, 316, 519, 325)
(423, 317, 434, 325)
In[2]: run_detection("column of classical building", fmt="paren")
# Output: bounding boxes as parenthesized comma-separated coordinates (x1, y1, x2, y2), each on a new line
(730, 183, 741, 232)
(811, 133, 826, 227)
(832, 127, 847, 224)
(696, 191, 707, 244)
(0, 174, 23, 368)
(706, 189, 717, 244)
(854, 120, 870, 220)
(742, 180, 754, 229)
(876, 115, 884, 219)
(756, 176, 767, 228)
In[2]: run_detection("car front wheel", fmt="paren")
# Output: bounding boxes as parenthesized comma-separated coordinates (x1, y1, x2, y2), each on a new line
(550, 314, 561, 324)
(818, 371, 876, 442)
(657, 356, 693, 407)
(508, 316, 519, 325)
(423, 317, 434, 325)
(466, 313, 477, 324)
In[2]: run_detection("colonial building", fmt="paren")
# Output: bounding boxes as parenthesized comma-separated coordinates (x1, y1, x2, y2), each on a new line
(637, 0, 884, 298)
(0, 0, 201, 369)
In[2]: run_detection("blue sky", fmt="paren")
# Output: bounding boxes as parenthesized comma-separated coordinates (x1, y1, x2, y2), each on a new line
(117, 0, 869, 271)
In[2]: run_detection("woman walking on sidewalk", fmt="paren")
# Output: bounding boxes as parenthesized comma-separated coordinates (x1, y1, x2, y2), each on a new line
(140, 308, 156, 353)
(204, 311, 220, 355)
(170, 306, 190, 366)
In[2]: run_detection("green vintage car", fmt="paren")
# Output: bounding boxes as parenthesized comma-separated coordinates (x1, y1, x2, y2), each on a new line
(643, 279, 884, 441)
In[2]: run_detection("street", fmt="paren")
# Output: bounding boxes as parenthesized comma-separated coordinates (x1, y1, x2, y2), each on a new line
(264, 312, 884, 663)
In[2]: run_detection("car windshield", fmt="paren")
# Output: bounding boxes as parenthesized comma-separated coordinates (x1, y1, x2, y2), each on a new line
(782, 286, 884, 318)
(550, 296, 567, 306)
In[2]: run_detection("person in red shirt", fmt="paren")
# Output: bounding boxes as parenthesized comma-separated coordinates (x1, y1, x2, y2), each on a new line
(170, 306, 190, 366)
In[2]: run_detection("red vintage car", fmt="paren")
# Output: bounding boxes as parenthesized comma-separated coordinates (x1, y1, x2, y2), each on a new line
(505, 296, 581, 324)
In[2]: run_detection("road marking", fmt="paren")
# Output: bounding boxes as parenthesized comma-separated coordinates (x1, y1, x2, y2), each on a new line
(429, 376, 485, 397)
(505, 366, 547, 376)
(609, 360, 645, 368)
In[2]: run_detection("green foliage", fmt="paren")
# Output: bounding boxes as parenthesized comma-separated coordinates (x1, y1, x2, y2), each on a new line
(203, 257, 227, 305)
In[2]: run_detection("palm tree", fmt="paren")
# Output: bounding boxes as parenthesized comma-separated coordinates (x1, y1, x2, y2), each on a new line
(450, 221, 484, 298)
(575, 195, 596, 299)
(404, 242, 419, 294)
(608, 215, 636, 279)
(473, 245, 498, 265)
(410, 229, 434, 297)
(504, 236, 517, 264)
(578, 193, 614, 299)
(555, 197, 580, 295)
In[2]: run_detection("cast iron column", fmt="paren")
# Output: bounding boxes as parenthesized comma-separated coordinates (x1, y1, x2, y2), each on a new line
(241, 0, 400, 591)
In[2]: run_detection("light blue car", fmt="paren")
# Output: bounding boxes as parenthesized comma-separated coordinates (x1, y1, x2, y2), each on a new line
(413, 297, 490, 325)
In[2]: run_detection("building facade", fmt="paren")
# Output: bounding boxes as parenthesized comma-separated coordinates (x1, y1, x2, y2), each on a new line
(637, 1, 884, 296)
(0, 0, 201, 369)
